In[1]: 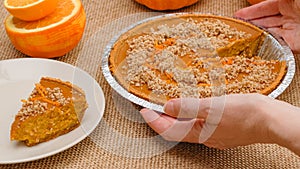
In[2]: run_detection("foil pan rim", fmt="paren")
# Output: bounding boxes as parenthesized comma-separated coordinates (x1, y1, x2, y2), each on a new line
(101, 12, 296, 113)
(266, 35, 295, 98)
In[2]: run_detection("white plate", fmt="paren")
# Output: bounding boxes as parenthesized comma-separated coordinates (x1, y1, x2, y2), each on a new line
(0, 58, 105, 164)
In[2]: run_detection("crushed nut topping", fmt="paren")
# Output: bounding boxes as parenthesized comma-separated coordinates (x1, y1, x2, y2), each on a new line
(18, 85, 71, 121)
(122, 18, 280, 99)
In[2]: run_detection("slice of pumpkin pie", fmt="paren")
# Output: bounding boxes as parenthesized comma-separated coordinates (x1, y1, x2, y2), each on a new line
(10, 77, 88, 146)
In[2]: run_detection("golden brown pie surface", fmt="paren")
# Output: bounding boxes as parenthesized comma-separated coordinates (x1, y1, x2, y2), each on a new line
(10, 77, 88, 146)
(109, 14, 287, 105)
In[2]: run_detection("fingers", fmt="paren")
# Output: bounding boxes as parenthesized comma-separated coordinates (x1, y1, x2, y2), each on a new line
(268, 27, 284, 37)
(140, 108, 205, 143)
(163, 97, 211, 119)
(267, 27, 293, 50)
(140, 108, 174, 134)
(234, 0, 279, 20)
(250, 15, 283, 28)
(163, 96, 227, 122)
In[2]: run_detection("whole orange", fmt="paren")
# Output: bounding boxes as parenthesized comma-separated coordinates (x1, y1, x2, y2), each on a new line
(4, 0, 86, 58)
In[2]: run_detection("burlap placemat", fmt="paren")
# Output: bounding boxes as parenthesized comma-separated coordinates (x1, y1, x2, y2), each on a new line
(1, 0, 299, 168)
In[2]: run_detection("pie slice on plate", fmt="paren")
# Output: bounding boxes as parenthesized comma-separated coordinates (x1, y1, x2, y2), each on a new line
(10, 77, 88, 146)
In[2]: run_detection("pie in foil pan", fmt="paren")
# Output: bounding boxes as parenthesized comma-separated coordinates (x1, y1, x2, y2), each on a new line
(102, 13, 295, 112)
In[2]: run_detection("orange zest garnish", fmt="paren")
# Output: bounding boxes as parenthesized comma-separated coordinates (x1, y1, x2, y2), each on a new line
(35, 83, 47, 97)
(155, 45, 164, 50)
(164, 38, 176, 45)
(222, 58, 233, 65)
(40, 98, 61, 106)
(154, 38, 176, 50)
(144, 63, 157, 70)
(154, 40, 164, 50)
(165, 72, 173, 79)
(198, 83, 211, 87)
(192, 60, 203, 67)
(252, 61, 266, 65)
(30, 97, 44, 101)
(30, 96, 61, 106)
(30, 83, 61, 106)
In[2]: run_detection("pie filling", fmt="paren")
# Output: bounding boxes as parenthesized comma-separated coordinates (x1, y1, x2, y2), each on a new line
(109, 16, 287, 105)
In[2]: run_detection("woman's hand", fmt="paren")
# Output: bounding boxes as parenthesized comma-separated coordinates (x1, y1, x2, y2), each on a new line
(234, 0, 300, 53)
(140, 94, 274, 149)
(140, 93, 300, 156)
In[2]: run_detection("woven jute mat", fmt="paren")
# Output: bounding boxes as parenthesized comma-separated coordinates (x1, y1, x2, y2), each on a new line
(1, 0, 299, 168)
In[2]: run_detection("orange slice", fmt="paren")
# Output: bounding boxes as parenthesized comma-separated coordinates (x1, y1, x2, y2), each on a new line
(4, 0, 86, 58)
(4, 0, 59, 21)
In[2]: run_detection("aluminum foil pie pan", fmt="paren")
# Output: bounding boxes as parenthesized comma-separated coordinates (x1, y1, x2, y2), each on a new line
(101, 13, 296, 112)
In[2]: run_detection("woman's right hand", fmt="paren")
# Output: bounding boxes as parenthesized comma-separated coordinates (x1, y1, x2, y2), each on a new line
(140, 93, 300, 156)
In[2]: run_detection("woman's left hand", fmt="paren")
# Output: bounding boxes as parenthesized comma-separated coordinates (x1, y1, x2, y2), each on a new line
(235, 0, 300, 53)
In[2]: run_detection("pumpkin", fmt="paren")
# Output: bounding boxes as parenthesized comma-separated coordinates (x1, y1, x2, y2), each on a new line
(135, 0, 199, 10)
(247, 0, 266, 5)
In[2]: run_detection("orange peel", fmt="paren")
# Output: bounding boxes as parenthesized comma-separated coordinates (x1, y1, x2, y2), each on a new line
(4, 0, 59, 21)
(4, 0, 86, 58)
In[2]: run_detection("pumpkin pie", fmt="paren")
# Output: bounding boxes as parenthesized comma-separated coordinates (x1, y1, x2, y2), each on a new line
(109, 14, 287, 105)
(10, 77, 88, 146)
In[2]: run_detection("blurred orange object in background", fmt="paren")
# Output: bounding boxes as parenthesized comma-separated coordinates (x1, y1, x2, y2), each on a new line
(135, 0, 199, 10)
(247, 0, 267, 5)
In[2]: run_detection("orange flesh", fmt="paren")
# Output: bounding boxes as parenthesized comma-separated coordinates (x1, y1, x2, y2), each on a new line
(7, 0, 40, 7)
(12, 0, 74, 29)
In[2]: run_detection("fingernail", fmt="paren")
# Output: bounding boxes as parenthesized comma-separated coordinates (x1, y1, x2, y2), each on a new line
(140, 109, 160, 123)
(163, 100, 174, 114)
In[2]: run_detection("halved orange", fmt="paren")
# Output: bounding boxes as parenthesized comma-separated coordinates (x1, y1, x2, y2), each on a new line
(4, 0, 59, 21)
(4, 0, 86, 58)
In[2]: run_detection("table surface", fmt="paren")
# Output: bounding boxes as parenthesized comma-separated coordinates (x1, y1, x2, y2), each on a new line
(1, 0, 300, 168)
